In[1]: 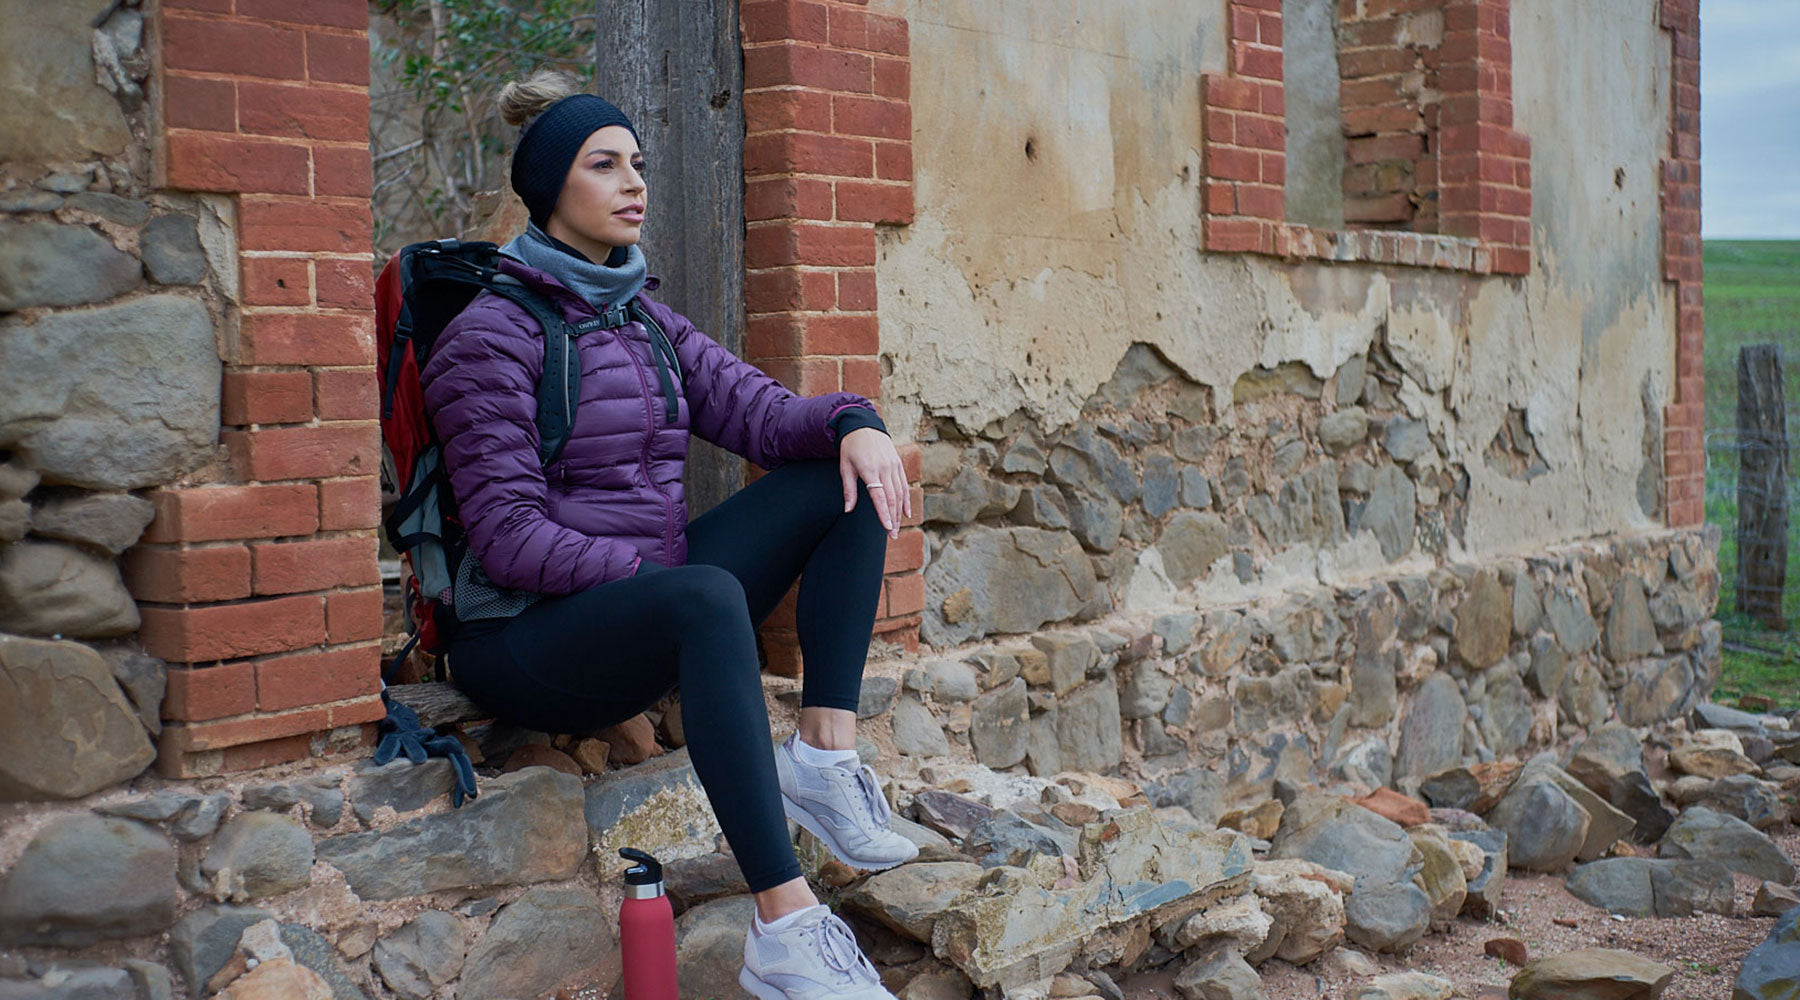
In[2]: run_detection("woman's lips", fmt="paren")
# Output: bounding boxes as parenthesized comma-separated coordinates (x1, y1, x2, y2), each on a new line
(614, 205, 644, 223)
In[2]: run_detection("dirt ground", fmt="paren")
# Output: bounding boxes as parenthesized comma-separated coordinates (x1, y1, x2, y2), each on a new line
(1197, 828, 1800, 1000)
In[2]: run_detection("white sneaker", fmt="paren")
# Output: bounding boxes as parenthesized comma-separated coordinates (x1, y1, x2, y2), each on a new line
(775, 734, 918, 871)
(739, 905, 895, 1000)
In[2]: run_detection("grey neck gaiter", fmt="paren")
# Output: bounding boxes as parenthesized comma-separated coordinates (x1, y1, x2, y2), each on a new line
(501, 222, 647, 312)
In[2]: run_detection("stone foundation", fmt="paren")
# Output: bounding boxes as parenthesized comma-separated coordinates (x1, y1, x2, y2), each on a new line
(0, 526, 1719, 999)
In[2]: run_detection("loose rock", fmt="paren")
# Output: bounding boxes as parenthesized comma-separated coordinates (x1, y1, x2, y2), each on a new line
(0, 633, 155, 800)
(461, 888, 614, 1000)
(0, 814, 177, 947)
(371, 911, 465, 1000)
(1508, 948, 1672, 1000)
(200, 812, 315, 901)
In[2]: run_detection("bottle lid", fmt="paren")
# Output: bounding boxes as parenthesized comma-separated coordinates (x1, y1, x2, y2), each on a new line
(618, 847, 664, 886)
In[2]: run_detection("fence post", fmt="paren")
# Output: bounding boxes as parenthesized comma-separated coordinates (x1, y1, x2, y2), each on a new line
(1735, 344, 1790, 630)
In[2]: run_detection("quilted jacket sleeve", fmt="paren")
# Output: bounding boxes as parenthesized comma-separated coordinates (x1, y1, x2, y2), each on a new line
(644, 296, 876, 468)
(420, 299, 644, 594)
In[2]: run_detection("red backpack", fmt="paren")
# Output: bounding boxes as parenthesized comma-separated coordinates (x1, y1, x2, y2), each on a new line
(373, 239, 583, 671)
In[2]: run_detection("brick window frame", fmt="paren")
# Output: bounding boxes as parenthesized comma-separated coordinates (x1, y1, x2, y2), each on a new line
(1202, 0, 1532, 275)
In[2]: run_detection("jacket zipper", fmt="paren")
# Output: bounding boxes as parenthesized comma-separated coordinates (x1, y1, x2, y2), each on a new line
(616, 321, 677, 564)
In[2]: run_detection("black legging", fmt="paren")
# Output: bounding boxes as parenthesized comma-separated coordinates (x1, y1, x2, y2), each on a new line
(447, 459, 887, 891)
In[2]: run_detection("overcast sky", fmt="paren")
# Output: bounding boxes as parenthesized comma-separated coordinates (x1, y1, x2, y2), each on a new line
(1702, 1, 1800, 238)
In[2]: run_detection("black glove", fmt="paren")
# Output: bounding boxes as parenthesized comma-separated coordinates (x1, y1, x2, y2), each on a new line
(374, 689, 480, 807)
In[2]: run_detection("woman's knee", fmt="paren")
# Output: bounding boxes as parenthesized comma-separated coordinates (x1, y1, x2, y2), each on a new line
(656, 563, 751, 623)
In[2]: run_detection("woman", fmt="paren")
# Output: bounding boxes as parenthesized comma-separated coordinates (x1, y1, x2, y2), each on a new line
(420, 70, 915, 1000)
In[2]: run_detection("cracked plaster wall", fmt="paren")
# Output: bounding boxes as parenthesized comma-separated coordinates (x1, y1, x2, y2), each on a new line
(873, 0, 1676, 572)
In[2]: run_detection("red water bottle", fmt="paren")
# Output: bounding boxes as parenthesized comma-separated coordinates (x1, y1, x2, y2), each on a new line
(618, 848, 678, 1000)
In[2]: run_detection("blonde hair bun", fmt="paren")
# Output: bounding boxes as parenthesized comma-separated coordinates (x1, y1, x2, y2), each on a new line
(498, 70, 586, 128)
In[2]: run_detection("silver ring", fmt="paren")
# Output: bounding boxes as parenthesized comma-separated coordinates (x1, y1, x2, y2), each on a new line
(866, 483, 885, 489)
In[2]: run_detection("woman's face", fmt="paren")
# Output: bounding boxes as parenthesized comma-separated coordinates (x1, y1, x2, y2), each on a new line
(546, 125, 646, 259)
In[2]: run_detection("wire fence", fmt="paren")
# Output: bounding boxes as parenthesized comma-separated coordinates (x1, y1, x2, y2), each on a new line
(1703, 342, 1797, 691)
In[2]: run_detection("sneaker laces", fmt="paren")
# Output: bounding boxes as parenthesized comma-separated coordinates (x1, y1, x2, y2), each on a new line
(850, 764, 892, 828)
(812, 912, 879, 986)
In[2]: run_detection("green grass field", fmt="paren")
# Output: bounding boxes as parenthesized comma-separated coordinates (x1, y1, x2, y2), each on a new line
(1702, 240, 1800, 709)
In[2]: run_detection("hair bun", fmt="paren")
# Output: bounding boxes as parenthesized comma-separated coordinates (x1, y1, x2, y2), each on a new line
(498, 69, 585, 128)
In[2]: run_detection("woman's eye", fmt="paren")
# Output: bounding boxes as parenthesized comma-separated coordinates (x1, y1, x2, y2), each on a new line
(595, 159, 614, 170)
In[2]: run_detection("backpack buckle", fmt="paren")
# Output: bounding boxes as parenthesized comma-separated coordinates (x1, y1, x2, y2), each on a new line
(594, 302, 630, 329)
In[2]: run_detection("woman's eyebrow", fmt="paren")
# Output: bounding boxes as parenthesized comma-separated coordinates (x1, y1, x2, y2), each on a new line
(582, 148, 640, 161)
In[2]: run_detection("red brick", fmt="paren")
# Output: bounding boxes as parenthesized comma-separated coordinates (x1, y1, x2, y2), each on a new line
(899, 485, 924, 528)
(163, 16, 306, 79)
(319, 476, 380, 531)
(251, 534, 378, 595)
(1204, 74, 1260, 112)
(1345, 192, 1414, 223)
(1342, 104, 1423, 136)
(1235, 113, 1286, 151)
(837, 270, 877, 311)
(1339, 47, 1417, 78)
(222, 369, 314, 425)
(238, 80, 369, 141)
(166, 133, 311, 195)
(745, 177, 835, 221)
(242, 257, 311, 308)
(1236, 183, 1284, 219)
(211, 733, 316, 774)
(307, 31, 370, 85)
(872, 57, 909, 100)
(835, 180, 912, 224)
(1204, 109, 1237, 148)
(884, 528, 924, 574)
(745, 222, 876, 268)
(743, 89, 833, 134)
(760, 630, 803, 678)
(1347, 133, 1424, 163)
(140, 595, 327, 663)
(897, 441, 922, 481)
(237, 310, 376, 366)
(238, 0, 368, 29)
(164, 74, 237, 132)
(871, 615, 920, 652)
(1206, 217, 1271, 253)
(163, 663, 257, 721)
(746, 314, 805, 359)
(741, 0, 830, 44)
(743, 132, 874, 178)
(1205, 145, 1260, 183)
(832, 94, 910, 141)
(827, 7, 908, 55)
(744, 43, 872, 93)
(1340, 76, 1410, 108)
(123, 545, 253, 604)
(142, 484, 320, 544)
(1204, 180, 1236, 215)
(226, 422, 380, 481)
(841, 357, 881, 399)
(800, 314, 879, 355)
(745, 268, 836, 314)
(885, 573, 925, 616)
(256, 644, 380, 711)
(757, 357, 840, 395)
(874, 141, 911, 182)
(240, 197, 372, 252)
(326, 587, 384, 643)
(315, 256, 374, 310)
(1232, 41, 1282, 79)
(315, 367, 378, 420)
(313, 145, 373, 198)
(161, 707, 331, 755)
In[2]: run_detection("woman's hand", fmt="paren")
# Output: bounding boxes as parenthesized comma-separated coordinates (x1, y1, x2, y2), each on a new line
(839, 427, 911, 538)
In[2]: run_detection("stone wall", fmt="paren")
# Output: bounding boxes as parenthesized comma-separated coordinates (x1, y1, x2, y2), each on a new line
(0, 0, 226, 800)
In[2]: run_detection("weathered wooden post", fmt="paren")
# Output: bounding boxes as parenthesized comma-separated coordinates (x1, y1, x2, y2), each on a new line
(595, 0, 746, 516)
(1735, 344, 1790, 630)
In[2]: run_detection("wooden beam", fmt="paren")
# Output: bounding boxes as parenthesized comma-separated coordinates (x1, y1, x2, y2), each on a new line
(596, 0, 747, 516)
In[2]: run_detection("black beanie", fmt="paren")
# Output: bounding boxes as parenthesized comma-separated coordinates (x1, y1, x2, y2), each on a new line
(510, 94, 638, 228)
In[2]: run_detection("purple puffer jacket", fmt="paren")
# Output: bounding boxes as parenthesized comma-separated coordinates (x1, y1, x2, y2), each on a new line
(419, 256, 872, 594)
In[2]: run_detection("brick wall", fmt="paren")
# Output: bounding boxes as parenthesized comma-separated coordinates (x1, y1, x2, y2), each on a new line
(132, 0, 383, 776)
(1202, 0, 1530, 275)
(1659, 0, 1704, 528)
(739, 0, 923, 670)
(1337, 0, 1441, 230)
